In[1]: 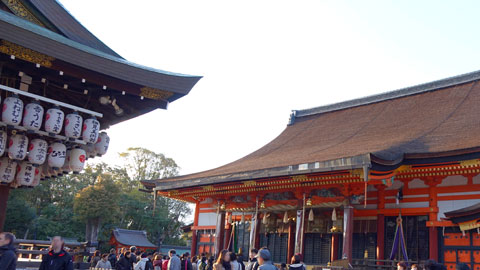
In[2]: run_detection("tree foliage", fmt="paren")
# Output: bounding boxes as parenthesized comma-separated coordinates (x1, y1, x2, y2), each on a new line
(4, 147, 191, 249)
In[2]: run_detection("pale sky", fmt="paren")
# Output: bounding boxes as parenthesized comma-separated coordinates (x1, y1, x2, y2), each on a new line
(60, 0, 480, 177)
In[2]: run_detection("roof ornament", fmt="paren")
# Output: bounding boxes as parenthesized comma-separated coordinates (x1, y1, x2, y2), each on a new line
(287, 111, 296, 126)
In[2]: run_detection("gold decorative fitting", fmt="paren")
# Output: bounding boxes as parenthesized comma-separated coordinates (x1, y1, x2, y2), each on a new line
(139, 87, 174, 101)
(460, 159, 480, 168)
(396, 165, 412, 172)
(1, 0, 44, 26)
(0, 40, 54, 67)
(260, 201, 265, 209)
(202, 185, 214, 191)
(243, 180, 256, 187)
(292, 175, 308, 182)
(306, 197, 312, 206)
(350, 169, 363, 176)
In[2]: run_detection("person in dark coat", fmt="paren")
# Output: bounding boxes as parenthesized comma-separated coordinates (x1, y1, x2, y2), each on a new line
(117, 251, 132, 270)
(246, 249, 258, 270)
(288, 255, 304, 270)
(109, 248, 118, 268)
(181, 252, 193, 270)
(0, 232, 16, 270)
(130, 246, 138, 269)
(39, 236, 73, 270)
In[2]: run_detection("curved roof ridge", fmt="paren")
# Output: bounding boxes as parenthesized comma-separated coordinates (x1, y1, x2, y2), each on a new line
(294, 69, 480, 119)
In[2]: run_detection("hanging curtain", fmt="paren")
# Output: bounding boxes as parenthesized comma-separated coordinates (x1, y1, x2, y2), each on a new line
(389, 215, 409, 262)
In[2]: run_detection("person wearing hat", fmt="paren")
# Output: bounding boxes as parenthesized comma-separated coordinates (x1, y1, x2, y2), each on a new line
(256, 249, 276, 270)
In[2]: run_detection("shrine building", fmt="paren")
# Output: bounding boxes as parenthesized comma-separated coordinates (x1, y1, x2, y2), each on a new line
(144, 69, 480, 269)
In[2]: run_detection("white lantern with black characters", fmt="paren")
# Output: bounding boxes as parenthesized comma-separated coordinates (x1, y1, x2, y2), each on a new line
(0, 157, 17, 183)
(2, 94, 23, 126)
(94, 132, 110, 156)
(16, 161, 36, 186)
(69, 148, 86, 174)
(44, 106, 64, 135)
(8, 134, 28, 160)
(27, 138, 48, 166)
(22, 101, 44, 131)
(82, 117, 100, 144)
(0, 130, 7, 156)
(64, 112, 83, 140)
(47, 142, 66, 169)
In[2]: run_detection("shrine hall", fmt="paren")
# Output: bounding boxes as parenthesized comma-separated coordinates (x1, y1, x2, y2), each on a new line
(143, 70, 480, 269)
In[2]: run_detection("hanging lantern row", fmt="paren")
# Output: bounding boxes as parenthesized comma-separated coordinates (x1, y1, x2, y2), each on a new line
(0, 94, 111, 188)
(2, 94, 101, 143)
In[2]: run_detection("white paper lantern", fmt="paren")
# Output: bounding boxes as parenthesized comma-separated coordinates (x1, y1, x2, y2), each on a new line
(8, 134, 28, 160)
(47, 142, 66, 169)
(69, 148, 86, 174)
(64, 112, 83, 139)
(44, 106, 64, 135)
(94, 132, 110, 156)
(27, 138, 48, 165)
(82, 117, 100, 144)
(2, 95, 23, 126)
(61, 149, 72, 174)
(0, 130, 7, 156)
(31, 166, 41, 187)
(16, 161, 35, 186)
(22, 101, 44, 131)
(0, 157, 16, 183)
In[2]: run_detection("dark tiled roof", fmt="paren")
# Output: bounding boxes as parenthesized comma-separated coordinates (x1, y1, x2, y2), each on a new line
(0, 9, 201, 95)
(154, 70, 480, 190)
(28, 0, 122, 58)
(112, 229, 156, 248)
(444, 202, 480, 219)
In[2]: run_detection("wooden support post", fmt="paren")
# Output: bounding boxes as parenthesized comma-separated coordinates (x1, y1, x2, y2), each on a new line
(428, 179, 439, 261)
(342, 204, 354, 262)
(377, 215, 385, 263)
(191, 201, 200, 256)
(331, 233, 340, 263)
(0, 185, 10, 232)
(287, 220, 295, 262)
(215, 211, 226, 255)
(376, 185, 385, 264)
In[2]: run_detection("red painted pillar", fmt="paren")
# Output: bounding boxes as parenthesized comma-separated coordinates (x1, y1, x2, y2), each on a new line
(377, 215, 385, 262)
(0, 186, 10, 232)
(428, 179, 439, 261)
(331, 233, 339, 262)
(376, 185, 385, 264)
(287, 221, 295, 262)
(342, 205, 354, 262)
(215, 211, 226, 255)
(191, 201, 200, 256)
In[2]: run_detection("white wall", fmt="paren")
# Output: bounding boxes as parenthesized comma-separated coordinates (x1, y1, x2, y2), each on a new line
(198, 212, 218, 226)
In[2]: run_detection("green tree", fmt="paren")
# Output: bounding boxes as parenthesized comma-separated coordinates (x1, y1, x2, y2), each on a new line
(117, 147, 190, 246)
(73, 174, 120, 244)
(4, 147, 190, 249)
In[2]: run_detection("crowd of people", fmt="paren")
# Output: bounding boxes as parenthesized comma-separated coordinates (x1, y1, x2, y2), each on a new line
(0, 231, 476, 270)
